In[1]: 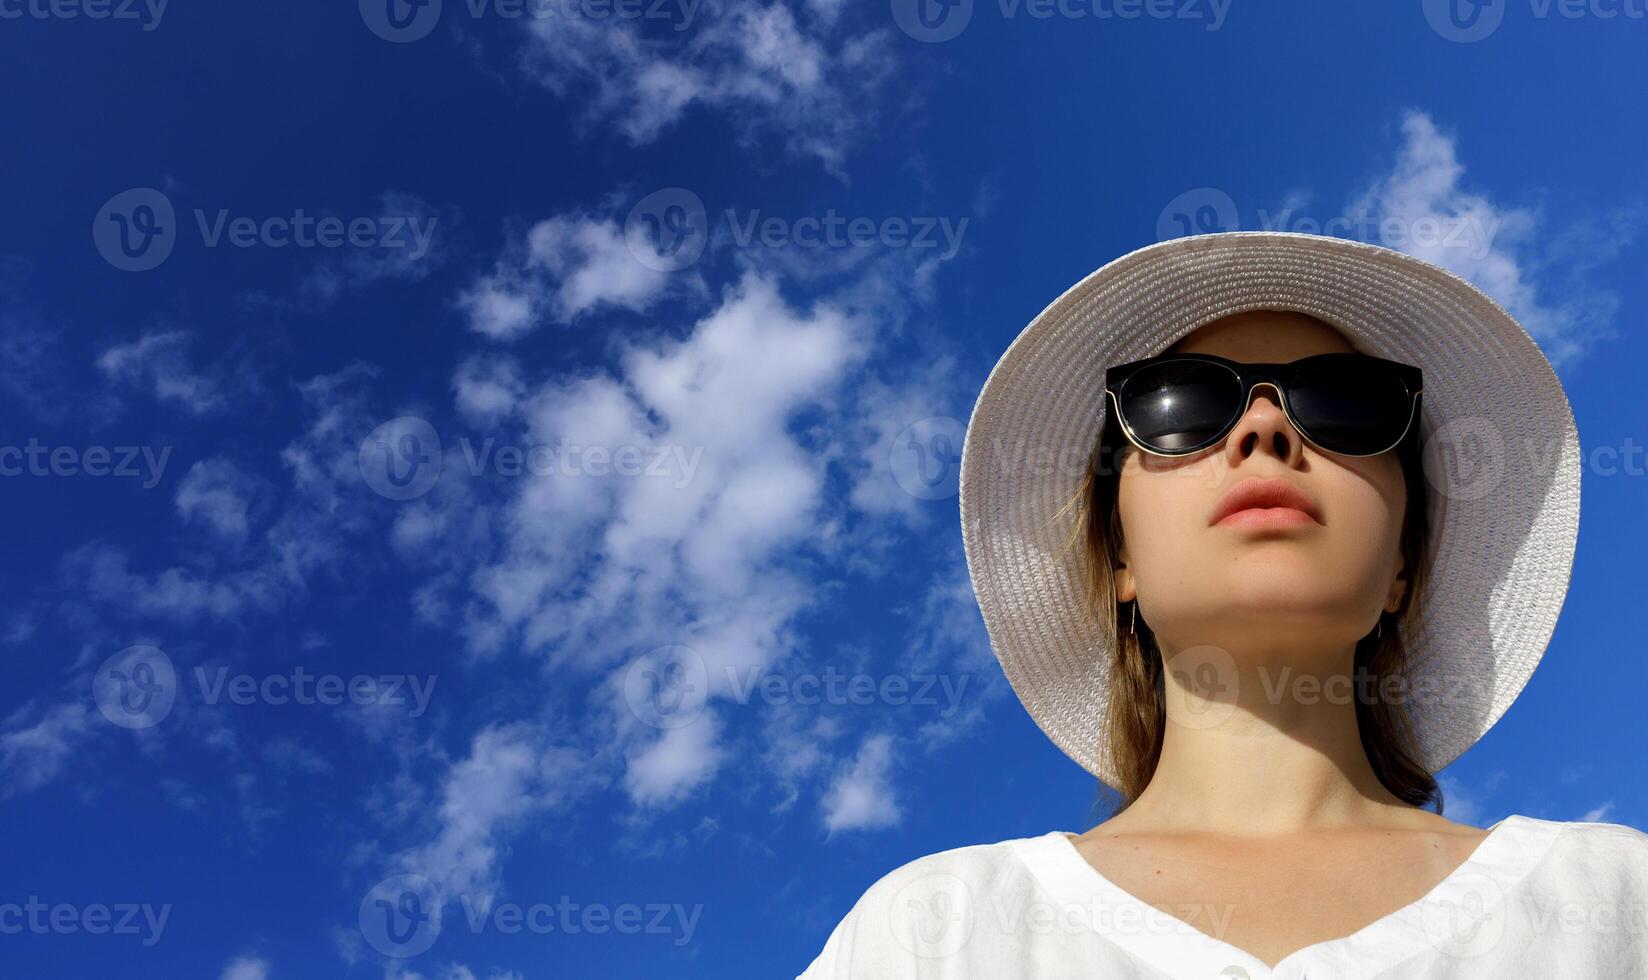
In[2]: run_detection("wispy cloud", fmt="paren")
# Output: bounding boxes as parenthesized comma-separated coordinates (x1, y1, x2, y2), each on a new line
(519, 1, 896, 177)
(0, 704, 92, 797)
(1348, 109, 1641, 368)
(175, 459, 265, 546)
(458, 209, 705, 338)
(96, 330, 233, 416)
(1579, 801, 1616, 822)
(821, 733, 900, 832)
(218, 955, 270, 980)
(298, 191, 454, 305)
(394, 723, 592, 898)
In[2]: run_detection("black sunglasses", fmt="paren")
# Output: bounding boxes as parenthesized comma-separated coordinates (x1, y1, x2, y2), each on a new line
(1103, 351, 1423, 458)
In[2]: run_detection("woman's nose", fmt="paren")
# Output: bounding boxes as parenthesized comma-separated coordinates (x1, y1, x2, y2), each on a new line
(1222, 383, 1304, 465)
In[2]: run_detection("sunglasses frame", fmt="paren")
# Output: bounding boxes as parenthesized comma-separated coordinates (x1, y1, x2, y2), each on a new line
(1102, 351, 1424, 459)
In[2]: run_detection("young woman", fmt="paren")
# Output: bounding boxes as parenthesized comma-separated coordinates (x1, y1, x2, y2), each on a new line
(798, 232, 1648, 978)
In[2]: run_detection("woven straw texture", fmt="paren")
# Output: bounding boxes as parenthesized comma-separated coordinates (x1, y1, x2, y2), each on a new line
(959, 231, 1581, 787)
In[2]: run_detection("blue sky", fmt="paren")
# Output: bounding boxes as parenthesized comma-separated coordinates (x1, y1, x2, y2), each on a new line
(1, 1, 1645, 977)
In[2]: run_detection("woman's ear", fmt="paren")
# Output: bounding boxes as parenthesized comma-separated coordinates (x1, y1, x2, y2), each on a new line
(1384, 559, 1408, 614)
(1114, 549, 1136, 604)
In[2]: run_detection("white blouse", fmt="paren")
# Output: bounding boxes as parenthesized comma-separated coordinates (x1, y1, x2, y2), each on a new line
(796, 815, 1648, 979)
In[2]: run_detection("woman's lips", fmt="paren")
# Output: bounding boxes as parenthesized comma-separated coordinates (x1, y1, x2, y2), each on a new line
(1208, 476, 1325, 527)
(1213, 506, 1319, 530)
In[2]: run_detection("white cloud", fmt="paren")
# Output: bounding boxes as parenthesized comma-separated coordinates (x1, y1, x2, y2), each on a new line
(385, 967, 523, 980)
(458, 211, 699, 338)
(821, 733, 899, 832)
(452, 353, 527, 426)
(299, 191, 450, 304)
(63, 364, 387, 625)
(623, 710, 727, 808)
(66, 541, 272, 622)
(1348, 109, 1639, 368)
(450, 269, 866, 807)
(96, 330, 229, 415)
(1580, 801, 1616, 823)
(218, 956, 270, 980)
(0, 704, 92, 797)
(843, 360, 966, 523)
(176, 458, 262, 544)
(529, 215, 674, 321)
(398, 723, 589, 898)
(455, 276, 538, 341)
(519, 0, 896, 176)
(465, 269, 861, 656)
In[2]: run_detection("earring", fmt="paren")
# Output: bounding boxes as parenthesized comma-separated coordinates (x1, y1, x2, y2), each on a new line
(1128, 600, 1137, 636)
(1374, 614, 1384, 640)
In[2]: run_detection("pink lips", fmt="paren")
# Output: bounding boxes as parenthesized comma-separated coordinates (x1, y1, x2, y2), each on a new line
(1209, 477, 1324, 529)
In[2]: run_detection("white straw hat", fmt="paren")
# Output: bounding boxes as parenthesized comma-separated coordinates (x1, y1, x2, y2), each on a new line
(959, 231, 1581, 787)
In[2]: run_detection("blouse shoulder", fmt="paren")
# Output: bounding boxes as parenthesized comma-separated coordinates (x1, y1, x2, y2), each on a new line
(1555, 816, 1648, 853)
(794, 833, 1047, 980)
(1531, 815, 1648, 885)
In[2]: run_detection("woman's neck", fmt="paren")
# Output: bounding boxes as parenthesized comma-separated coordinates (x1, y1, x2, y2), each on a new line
(1120, 635, 1414, 836)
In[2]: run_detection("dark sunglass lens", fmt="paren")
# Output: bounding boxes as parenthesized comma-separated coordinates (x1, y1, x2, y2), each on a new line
(1116, 360, 1243, 452)
(1288, 357, 1413, 454)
